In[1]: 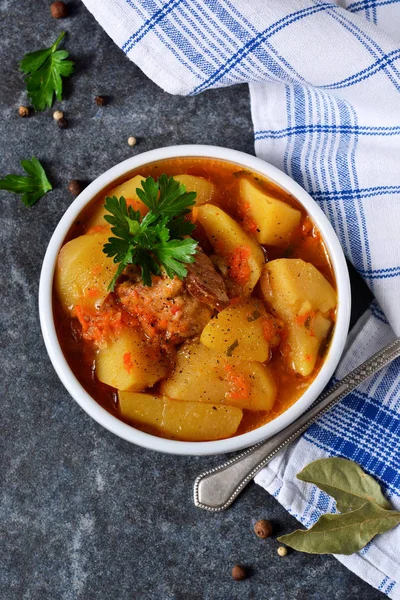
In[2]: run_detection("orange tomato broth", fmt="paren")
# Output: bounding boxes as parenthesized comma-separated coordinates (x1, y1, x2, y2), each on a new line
(53, 157, 336, 439)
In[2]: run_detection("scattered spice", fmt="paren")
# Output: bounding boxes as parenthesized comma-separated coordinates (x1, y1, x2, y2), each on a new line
(231, 565, 247, 581)
(95, 95, 107, 106)
(18, 105, 30, 118)
(128, 136, 137, 147)
(277, 546, 288, 557)
(254, 519, 273, 539)
(58, 117, 69, 129)
(68, 179, 82, 196)
(50, 1, 68, 18)
(53, 110, 64, 121)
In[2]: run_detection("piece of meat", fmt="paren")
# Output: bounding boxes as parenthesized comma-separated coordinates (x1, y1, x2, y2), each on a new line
(185, 249, 229, 310)
(116, 273, 212, 346)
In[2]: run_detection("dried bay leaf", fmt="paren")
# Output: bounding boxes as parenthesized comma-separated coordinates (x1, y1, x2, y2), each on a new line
(278, 503, 400, 555)
(279, 458, 399, 555)
(297, 457, 391, 512)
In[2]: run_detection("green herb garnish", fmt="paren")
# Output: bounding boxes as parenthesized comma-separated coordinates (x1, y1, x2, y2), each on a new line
(226, 339, 239, 357)
(102, 175, 198, 290)
(19, 32, 74, 112)
(247, 310, 262, 322)
(0, 157, 52, 206)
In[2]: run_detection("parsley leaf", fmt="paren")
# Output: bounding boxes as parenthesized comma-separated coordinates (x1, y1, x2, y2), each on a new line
(226, 339, 239, 357)
(153, 236, 198, 280)
(136, 174, 197, 217)
(20, 31, 74, 112)
(247, 310, 262, 322)
(166, 215, 195, 238)
(102, 175, 198, 290)
(0, 157, 52, 206)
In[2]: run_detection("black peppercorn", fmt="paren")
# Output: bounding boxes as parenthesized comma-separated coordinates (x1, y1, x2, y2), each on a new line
(95, 95, 107, 106)
(58, 117, 69, 129)
(68, 180, 82, 196)
(254, 519, 273, 539)
(50, 1, 68, 18)
(231, 565, 247, 581)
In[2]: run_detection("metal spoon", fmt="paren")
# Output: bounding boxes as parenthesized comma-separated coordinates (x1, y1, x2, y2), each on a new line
(194, 338, 400, 512)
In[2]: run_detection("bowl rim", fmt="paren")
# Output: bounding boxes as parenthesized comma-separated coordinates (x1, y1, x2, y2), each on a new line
(39, 144, 351, 456)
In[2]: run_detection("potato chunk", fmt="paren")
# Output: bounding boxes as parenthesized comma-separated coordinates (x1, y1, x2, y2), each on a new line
(286, 313, 332, 376)
(162, 342, 226, 403)
(200, 298, 269, 362)
(261, 259, 336, 376)
(119, 392, 165, 431)
(162, 341, 276, 411)
(196, 204, 264, 293)
(262, 259, 336, 315)
(175, 174, 215, 205)
(223, 361, 277, 411)
(118, 391, 243, 441)
(163, 399, 242, 441)
(239, 178, 301, 245)
(55, 228, 117, 313)
(87, 174, 147, 228)
(96, 328, 167, 391)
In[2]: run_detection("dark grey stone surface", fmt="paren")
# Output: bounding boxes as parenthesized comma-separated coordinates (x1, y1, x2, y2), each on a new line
(1, 1, 378, 599)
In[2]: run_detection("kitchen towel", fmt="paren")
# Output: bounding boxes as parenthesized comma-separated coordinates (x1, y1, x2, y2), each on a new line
(81, 0, 400, 596)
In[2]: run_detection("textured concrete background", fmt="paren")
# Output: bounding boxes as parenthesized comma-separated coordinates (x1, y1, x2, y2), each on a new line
(1, 1, 379, 599)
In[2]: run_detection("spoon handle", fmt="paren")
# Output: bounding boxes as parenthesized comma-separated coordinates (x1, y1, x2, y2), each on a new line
(194, 338, 400, 512)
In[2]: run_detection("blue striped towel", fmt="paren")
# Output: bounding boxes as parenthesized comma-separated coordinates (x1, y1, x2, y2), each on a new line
(82, 0, 400, 595)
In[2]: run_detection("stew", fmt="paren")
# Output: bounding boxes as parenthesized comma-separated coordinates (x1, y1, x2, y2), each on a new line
(54, 157, 337, 441)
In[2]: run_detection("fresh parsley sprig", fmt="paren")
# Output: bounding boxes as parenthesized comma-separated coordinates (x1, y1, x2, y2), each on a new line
(102, 175, 198, 290)
(19, 31, 74, 112)
(0, 157, 52, 206)
(136, 174, 197, 218)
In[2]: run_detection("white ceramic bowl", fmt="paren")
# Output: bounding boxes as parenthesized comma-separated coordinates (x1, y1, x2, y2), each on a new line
(39, 145, 351, 455)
